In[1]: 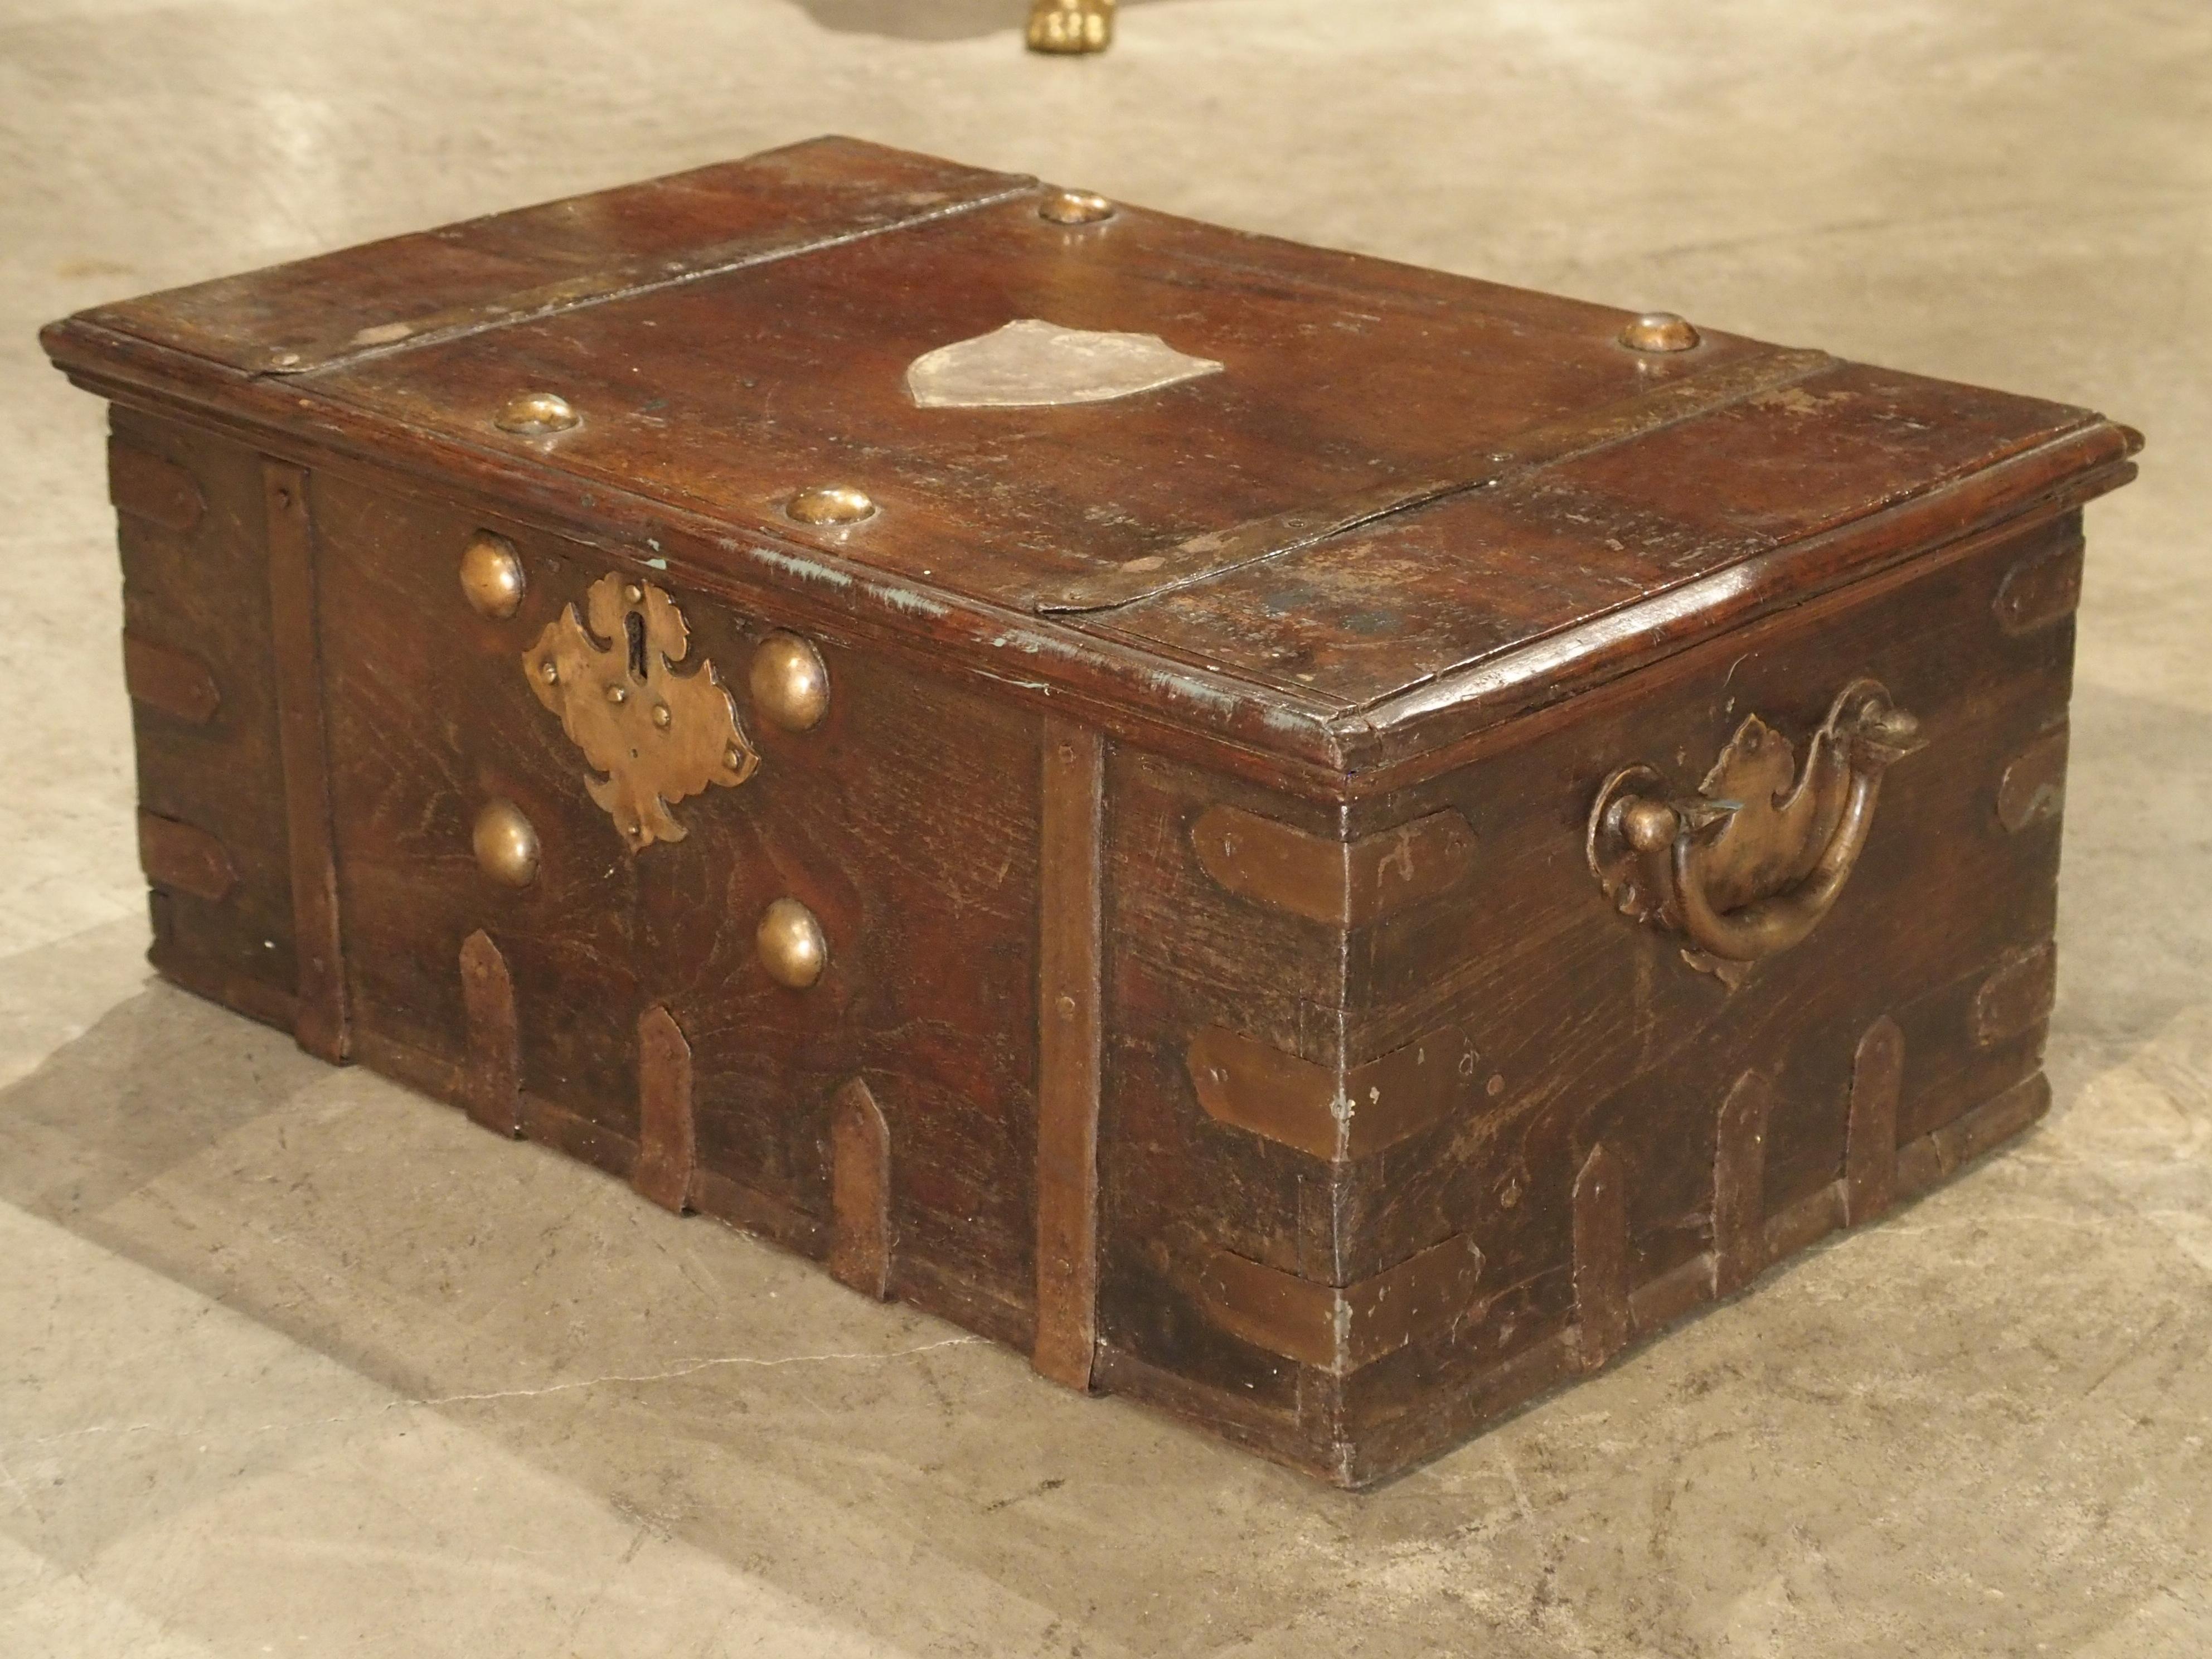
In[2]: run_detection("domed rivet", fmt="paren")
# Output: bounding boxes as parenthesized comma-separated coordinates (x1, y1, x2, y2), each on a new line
(749, 632, 830, 731)
(757, 898, 827, 989)
(459, 531, 526, 619)
(473, 799, 539, 888)
(652, 702, 672, 729)
(494, 390, 580, 434)
(786, 485, 877, 526)
(1618, 312, 1701, 353)
(623, 583, 644, 605)
(1620, 798, 1681, 852)
(605, 684, 628, 705)
(538, 659, 559, 685)
(1040, 189, 1115, 226)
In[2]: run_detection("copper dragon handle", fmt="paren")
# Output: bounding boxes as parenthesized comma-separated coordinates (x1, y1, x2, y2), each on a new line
(1586, 679, 1927, 975)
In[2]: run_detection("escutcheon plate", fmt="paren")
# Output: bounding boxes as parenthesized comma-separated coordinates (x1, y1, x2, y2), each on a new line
(523, 573, 759, 850)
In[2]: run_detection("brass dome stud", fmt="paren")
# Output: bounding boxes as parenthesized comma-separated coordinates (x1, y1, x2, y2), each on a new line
(493, 390, 580, 434)
(1039, 189, 1115, 226)
(785, 485, 877, 527)
(1618, 312, 1701, 353)
(749, 632, 831, 732)
(458, 531, 526, 619)
(473, 799, 540, 887)
(756, 898, 827, 989)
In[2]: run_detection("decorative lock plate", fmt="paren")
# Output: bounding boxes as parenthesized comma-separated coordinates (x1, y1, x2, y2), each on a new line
(523, 573, 759, 850)
(1585, 678, 1926, 984)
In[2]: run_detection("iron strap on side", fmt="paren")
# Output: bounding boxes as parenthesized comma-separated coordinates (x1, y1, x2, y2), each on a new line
(1035, 717, 1106, 1390)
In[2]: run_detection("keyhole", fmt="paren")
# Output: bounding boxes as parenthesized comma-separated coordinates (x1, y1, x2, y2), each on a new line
(624, 609, 647, 681)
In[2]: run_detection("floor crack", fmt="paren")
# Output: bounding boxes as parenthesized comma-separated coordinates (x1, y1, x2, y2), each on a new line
(4, 1335, 983, 1453)
(399, 1334, 982, 1410)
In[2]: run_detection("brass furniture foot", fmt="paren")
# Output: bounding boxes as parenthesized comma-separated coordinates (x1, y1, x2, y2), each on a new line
(1027, 0, 1114, 53)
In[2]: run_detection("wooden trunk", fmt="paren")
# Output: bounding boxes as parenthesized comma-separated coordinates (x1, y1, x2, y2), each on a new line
(43, 138, 2138, 1486)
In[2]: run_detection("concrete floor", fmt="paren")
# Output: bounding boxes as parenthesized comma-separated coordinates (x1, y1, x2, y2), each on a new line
(2, 1, 2208, 1653)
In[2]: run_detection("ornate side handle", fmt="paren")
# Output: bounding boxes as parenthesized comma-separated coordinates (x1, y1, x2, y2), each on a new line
(1587, 679, 1927, 974)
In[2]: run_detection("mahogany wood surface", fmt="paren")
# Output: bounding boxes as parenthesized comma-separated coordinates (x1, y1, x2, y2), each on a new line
(45, 137, 2141, 1485)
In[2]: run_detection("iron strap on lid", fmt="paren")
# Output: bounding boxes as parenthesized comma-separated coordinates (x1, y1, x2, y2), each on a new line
(1033, 345, 1837, 613)
(74, 139, 1039, 378)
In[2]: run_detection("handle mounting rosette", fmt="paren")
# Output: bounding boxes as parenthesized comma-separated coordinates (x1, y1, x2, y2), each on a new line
(1585, 678, 1927, 984)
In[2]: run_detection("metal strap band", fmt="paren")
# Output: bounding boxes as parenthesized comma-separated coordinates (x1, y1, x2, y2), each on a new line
(1037, 347, 1836, 613)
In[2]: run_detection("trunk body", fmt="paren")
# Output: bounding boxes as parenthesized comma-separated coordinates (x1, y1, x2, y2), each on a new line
(50, 138, 2136, 1485)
